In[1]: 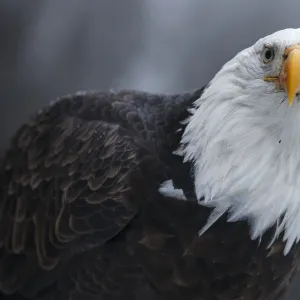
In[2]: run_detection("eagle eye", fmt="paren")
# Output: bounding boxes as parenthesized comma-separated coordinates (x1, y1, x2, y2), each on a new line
(262, 46, 275, 64)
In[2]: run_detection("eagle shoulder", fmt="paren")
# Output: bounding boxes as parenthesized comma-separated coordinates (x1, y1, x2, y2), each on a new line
(0, 91, 164, 296)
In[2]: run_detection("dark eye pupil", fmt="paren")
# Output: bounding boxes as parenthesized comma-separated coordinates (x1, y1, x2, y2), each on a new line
(265, 49, 272, 60)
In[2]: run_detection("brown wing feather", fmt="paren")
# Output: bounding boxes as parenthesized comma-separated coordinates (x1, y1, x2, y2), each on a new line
(34, 195, 300, 300)
(0, 98, 144, 295)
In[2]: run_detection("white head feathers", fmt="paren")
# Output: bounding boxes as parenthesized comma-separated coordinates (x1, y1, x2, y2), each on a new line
(178, 28, 300, 255)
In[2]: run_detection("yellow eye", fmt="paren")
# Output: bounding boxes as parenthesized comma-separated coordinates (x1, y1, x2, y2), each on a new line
(262, 46, 275, 63)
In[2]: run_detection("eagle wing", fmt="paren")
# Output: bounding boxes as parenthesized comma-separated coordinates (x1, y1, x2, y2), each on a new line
(0, 93, 151, 295)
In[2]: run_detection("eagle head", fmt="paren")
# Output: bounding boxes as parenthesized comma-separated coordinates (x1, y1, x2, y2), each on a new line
(179, 28, 300, 255)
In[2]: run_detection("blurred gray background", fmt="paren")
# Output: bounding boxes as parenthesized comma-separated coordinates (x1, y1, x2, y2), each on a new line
(0, 0, 299, 298)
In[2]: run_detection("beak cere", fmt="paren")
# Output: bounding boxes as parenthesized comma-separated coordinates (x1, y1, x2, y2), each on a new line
(280, 45, 300, 106)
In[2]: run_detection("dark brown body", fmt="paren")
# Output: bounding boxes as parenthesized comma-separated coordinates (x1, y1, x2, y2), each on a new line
(0, 90, 299, 300)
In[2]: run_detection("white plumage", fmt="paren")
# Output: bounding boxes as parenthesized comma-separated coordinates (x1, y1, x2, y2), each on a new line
(158, 180, 187, 201)
(178, 28, 300, 255)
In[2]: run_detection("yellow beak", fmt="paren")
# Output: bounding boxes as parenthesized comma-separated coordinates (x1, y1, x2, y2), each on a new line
(280, 45, 300, 106)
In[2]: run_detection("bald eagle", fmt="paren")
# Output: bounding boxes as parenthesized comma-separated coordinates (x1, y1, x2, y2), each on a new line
(1, 28, 300, 300)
